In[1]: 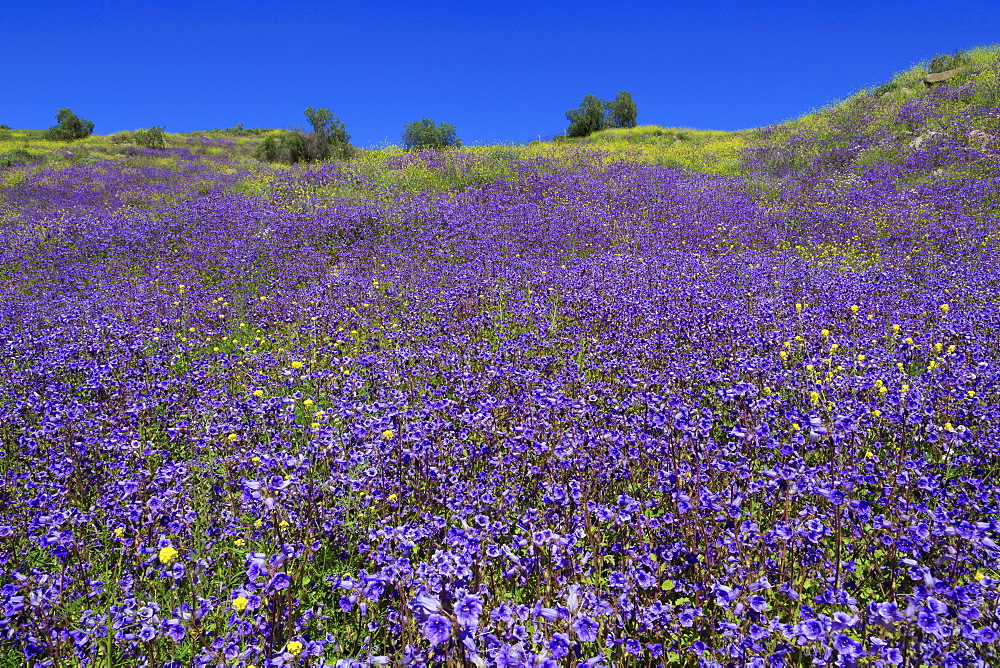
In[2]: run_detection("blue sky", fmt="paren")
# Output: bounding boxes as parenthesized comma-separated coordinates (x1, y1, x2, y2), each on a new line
(2, 0, 999, 148)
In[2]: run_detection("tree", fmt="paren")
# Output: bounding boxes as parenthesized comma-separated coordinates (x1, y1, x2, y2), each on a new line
(402, 119, 461, 150)
(133, 126, 166, 149)
(605, 91, 637, 129)
(44, 108, 94, 141)
(253, 107, 353, 164)
(303, 107, 351, 160)
(565, 95, 606, 138)
(254, 131, 307, 164)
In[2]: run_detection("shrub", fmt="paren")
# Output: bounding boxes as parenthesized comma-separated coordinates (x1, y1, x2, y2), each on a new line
(133, 127, 167, 149)
(872, 81, 898, 97)
(401, 119, 461, 150)
(0, 148, 33, 167)
(929, 51, 969, 73)
(254, 131, 310, 164)
(207, 123, 270, 137)
(44, 109, 94, 141)
(253, 108, 353, 164)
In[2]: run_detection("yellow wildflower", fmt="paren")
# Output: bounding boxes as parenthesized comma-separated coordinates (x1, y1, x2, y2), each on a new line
(158, 546, 178, 564)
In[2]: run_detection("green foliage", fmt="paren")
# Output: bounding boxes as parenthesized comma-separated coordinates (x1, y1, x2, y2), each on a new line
(43, 108, 94, 141)
(254, 131, 306, 164)
(565, 92, 638, 137)
(201, 122, 271, 137)
(605, 91, 638, 129)
(0, 148, 33, 167)
(304, 107, 350, 145)
(872, 81, 898, 97)
(303, 107, 352, 161)
(133, 126, 167, 149)
(929, 50, 969, 74)
(254, 108, 354, 164)
(565, 94, 607, 138)
(401, 119, 461, 150)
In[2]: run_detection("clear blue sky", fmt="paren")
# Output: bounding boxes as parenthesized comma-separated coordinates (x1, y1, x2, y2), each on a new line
(2, 0, 998, 147)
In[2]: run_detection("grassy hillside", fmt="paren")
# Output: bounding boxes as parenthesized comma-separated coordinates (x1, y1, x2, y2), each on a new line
(4, 44, 998, 183)
(552, 44, 1000, 179)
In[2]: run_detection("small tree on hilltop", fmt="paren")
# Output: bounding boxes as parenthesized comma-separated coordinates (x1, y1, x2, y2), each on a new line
(44, 108, 95, 141)
(402, 119, 461, 150)
(133, 126, 166, 149)
(565, 94, 606, 138)
(253, 107, 353, 164)
(605, 91, 637, 129)
(303, 107, 351, 160)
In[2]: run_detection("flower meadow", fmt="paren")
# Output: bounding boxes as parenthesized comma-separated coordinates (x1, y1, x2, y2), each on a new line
(3, 68, 1000, 668)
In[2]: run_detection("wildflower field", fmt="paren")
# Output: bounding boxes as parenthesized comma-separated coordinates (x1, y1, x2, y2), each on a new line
(3, 51, 1000, 668)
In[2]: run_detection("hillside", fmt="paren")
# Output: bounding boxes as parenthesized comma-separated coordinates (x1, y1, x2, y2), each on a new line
(1, 47, 1000, 667)
(563, 45, 1000, 180)
(4, 45, 999, 183)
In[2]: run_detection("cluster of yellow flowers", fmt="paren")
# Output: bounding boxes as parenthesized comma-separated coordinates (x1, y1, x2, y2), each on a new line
(158, 546, 178, 564)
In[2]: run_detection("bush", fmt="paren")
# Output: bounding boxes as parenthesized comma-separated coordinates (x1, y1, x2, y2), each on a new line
(929, 51, 969, 74)
(134, 127, 167, 150)
(205, 123, 270, 137)
(253, 108, 353, 164)
(401, 119, 461, 151)
(0, 149, 33, 167)
(872, 81, 898, 97)
(44, 109, 94, 141)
